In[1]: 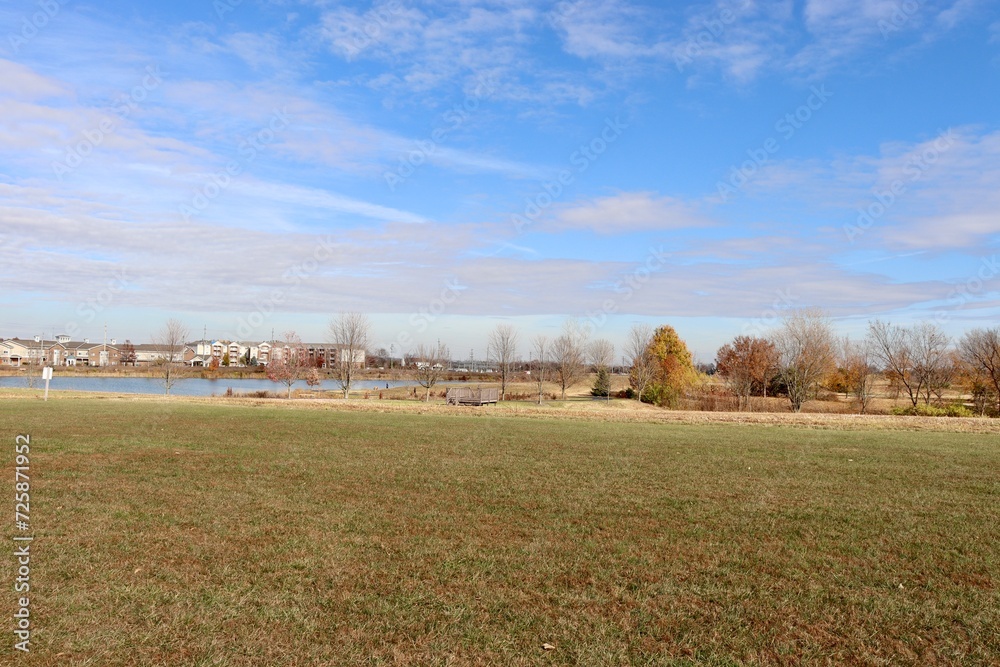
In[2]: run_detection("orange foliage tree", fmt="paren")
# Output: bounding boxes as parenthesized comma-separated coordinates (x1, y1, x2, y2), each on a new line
(641, 325, 696, 408)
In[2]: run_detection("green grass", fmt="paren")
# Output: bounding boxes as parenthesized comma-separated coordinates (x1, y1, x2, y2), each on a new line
(3, 399, 998, 665)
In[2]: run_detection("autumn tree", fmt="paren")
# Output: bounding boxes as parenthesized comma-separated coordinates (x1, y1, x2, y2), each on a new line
(625, 324, 655, 402)
(550, 320, 588, 400)
(642, 325, 697, 408)
(958, 327, 1000, 414)
(840, 337, 878, 414)
(414, 342, 449, 401)
(152, 318, 189, 395)
(120, 340, 137, 366)
(772, 310, 836, 412)
(488, 323, 518, 401)
(266, 332, 309, 399)
(329, 312, 371, 399)
(715, 335, 779, 411)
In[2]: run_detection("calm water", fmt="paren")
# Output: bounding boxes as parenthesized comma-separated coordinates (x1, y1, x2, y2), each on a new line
(0, 375, 418, 397)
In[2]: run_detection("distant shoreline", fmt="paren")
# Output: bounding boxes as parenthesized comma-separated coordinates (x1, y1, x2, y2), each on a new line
(0, 367, 493, 382)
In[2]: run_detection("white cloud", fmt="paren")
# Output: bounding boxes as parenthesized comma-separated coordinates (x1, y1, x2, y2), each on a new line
(319, 2, 544, 92)
(739, 126, 1000, 251)
(226, 179, 429, 224)
(792, 0, 980, 73)
(551, 192, 712, 234)
(550, 0, 669, 60)
(0, 59, 70, 100)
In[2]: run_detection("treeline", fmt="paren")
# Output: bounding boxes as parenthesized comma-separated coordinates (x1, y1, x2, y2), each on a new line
(402, 311, 1000, 416)
(710, 311, 1000, 416)
(152, 312, 1000, 415)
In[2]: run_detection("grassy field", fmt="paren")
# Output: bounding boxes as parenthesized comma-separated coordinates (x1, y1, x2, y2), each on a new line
(2, 397, 998, 665)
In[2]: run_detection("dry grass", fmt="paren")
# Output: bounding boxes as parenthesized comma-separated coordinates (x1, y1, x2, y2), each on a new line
(5, 386, 997, 435)
(1, 396, 998, 665)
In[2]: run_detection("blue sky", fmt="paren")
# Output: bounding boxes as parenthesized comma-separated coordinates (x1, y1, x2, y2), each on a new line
(1, 0, 998, 362)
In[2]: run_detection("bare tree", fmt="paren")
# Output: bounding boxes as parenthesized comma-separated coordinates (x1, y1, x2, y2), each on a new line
(266, 331, 309, 399)
(867, 320, 916, 406)
(913, 323, 951, 405)
(959, 327, 1000, 414)
(625, 324, 655, 402)
(487, 323, 519, 401)
(930, 350, 960, 405)
(771, 310, 836, 412)
(867, 320, 949, 406)
(551, 320, 588, 400)
(715, 335, 779, 411)
(590, 338, 614, 369)
(531, 335, 548, 405)
(152, 318, 189, 395)
(589, 338, 615, 400)
(329, 312, 371, 399)
(414, 342, 449, 402)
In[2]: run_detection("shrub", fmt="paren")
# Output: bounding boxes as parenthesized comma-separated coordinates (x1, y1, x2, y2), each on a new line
(890, 403, 973, 418)
(641, 383, 681, 409)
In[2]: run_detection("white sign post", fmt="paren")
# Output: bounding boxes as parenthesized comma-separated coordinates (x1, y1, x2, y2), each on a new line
(42, 366, 53, 401)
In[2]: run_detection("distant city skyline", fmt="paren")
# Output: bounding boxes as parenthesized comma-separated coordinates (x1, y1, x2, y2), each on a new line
(2, 0, 999, 363)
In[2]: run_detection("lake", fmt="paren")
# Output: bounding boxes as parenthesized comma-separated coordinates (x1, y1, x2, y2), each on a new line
(0, 375, 419, 397)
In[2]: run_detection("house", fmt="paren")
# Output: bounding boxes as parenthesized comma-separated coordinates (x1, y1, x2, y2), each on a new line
(59, 340, 120, 366)
(228, 341, 251, 366)
(1, 338, 55, 366)
(186, 340, 223, 366)
(184, 339, 257, 367)
(1, 333, 366, 370)
(133, 343, 191, 366)
(261, 341, 365, 369)
(0, 339, 29, 366)
(302, 343, 366, 369)
(257, 341, 272, 365)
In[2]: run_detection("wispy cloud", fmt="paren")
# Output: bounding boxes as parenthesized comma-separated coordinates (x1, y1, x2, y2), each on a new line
(550, 192, 713, 234)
